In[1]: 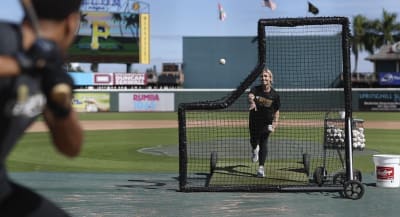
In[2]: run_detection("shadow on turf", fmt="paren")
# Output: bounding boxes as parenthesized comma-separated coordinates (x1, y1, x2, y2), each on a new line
(214, 165, 255, 177)
(114, 176, 351, 200)
(364, 182, 376, 187)
(115, 178, 179, 191)
(279, 167, 307, 174)
(210, 165, 313, 185)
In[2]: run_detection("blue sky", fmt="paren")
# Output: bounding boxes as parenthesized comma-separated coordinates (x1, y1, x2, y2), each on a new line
(147, 0, 399, 73)
(1, 0, 399, 73)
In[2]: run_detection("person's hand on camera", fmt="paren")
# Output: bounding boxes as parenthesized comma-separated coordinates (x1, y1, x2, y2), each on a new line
(41, 68, 74, 118)
(14, 38, 72, 118)
(15, 38, 63, 75)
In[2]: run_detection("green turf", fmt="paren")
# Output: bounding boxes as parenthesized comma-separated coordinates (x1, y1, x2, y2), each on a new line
(204, 155, 344, 186)
(353, 112, 400, 121)
(6, 112, 400, 174)
(210, 161, 309, 186)
(7, 128, 178, 172)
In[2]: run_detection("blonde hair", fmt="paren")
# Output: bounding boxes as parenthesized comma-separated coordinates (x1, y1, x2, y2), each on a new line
(262, 68, 273, 83)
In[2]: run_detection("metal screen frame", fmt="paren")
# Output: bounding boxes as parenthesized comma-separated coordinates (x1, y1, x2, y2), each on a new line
(178, 17, 364, 199)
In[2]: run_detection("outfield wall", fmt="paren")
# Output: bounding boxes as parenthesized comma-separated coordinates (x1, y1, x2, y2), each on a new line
(182, 36, 342, 88)
(73, 88, 400, 112)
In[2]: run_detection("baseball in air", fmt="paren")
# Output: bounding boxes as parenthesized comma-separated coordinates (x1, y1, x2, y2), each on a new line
(219, 58, 226, 65)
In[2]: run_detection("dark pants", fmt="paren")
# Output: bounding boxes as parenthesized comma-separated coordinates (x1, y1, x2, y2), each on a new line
(249, 124, 270, 166)
(0, 181, 70, 217)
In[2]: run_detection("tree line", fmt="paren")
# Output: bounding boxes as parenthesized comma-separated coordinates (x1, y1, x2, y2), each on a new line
(352, 9, 400, 72)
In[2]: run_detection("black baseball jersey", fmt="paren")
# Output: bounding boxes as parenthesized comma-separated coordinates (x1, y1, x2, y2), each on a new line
(0, 23, 46, 201)
(249, 85, 280, 125)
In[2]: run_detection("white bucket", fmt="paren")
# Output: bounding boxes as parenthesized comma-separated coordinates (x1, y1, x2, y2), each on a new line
(373, 154, 400, 188)
(339, 111, 345, 119)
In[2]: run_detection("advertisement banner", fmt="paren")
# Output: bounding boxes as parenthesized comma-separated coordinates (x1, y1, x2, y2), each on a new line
(72, 93, 110, 112)
(114, 73, 147, 85)
(94, 73, 114, 85)
(378, 72, 400, 86)
(359, 92, 400, 111)
(119, 93, 174, 112)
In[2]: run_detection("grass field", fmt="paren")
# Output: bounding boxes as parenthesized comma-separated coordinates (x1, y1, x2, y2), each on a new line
(7, 112, 400, 174)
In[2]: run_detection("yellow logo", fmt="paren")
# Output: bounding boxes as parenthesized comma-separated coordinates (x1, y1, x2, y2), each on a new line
(133, 2, 140, 11)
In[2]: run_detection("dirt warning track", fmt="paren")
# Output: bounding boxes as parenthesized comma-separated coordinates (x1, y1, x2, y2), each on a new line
(27, 120, 179, 132)
(27, 120, 400, 132)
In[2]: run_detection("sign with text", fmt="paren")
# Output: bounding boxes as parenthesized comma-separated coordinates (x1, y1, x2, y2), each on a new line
(114, 73, 147, 85)
(378, 72, 400, 86)
(81, 0, 150, 14)
(94, 73, 114, 85)
(118, 93, 174, 111)
(359, 92, 400, 111)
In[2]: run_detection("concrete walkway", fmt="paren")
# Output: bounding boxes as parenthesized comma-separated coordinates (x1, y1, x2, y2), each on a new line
(10, 172, 400, 217)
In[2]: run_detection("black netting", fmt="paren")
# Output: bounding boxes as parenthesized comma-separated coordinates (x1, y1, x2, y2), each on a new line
(179, 17, 355, 193)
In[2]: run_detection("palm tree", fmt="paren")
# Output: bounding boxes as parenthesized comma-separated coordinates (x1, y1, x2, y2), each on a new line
(111, 13, 124, 37)
(124, 13, 139, 43)
(351, 10, 400, 72)
(351, 15, 368, 72)
(366, 9, 400, 48)
(79, 12, 88, 30)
